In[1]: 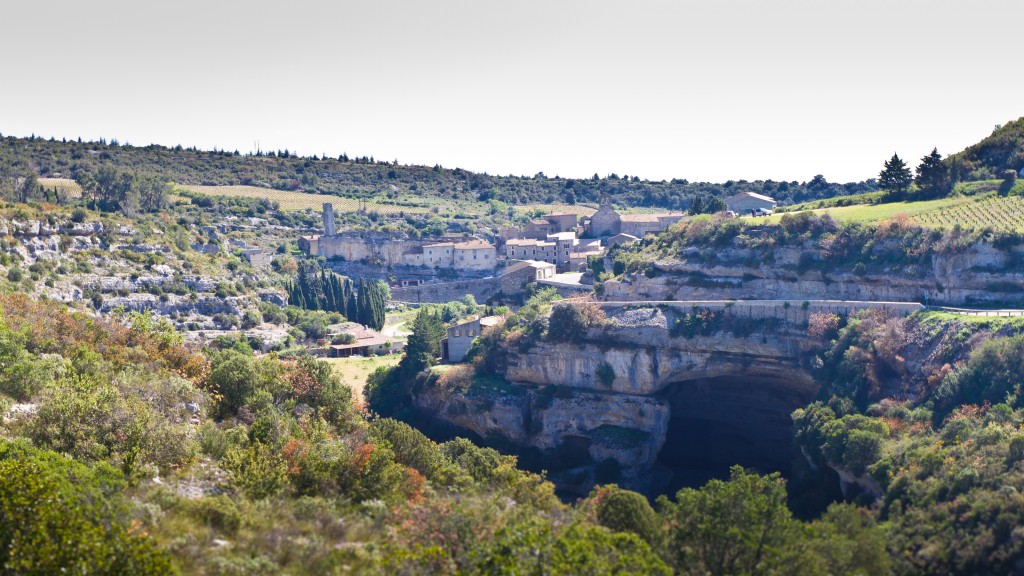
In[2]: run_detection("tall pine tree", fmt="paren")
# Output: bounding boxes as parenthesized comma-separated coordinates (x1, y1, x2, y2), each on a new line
(915, 148, 951, 200)
(879, 153, 913, 200)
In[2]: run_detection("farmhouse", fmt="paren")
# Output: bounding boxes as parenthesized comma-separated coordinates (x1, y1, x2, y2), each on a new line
(726, 191, 777, 213)
(442, 315, 503, 363)
(327, 327, 402, 358)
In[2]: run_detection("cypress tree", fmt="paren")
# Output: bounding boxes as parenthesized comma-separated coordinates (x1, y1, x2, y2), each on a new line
(332, 275, 344, 313)
(346, 281, 358, 321)
(356, 278, 368, 326)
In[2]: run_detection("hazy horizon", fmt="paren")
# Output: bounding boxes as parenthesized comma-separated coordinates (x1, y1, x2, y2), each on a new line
(1, 0, 1021, 184)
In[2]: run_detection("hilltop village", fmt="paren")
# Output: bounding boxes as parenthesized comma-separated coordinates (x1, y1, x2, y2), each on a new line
(297, 195, 687, 303)
(2, 117, 1024, 574)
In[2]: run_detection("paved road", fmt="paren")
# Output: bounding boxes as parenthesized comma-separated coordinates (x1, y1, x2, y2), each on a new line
(559, 297, 1024, 316)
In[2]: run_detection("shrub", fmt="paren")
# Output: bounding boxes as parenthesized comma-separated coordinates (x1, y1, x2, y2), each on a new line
(1000, 169, 1018, 194)
(206, 349, 287, 417)
(241, 309, 262, 329)
(1008, 436, 1024, 466)
(332, 332, 356, 345)
(808, 312, 841, 341)
(0, 441, 172, 573)
(547, 302, 605, 342)
(222, 441, 288, 500)
(597, 362, 616, 387)
(439, 437, 509, 484)
(369, 418, 453, 484)
(593, 485, 660, 544)
(190, 494, 243, 533)
(27, 376, 196, 477)
(658, 466, 798, 575)
(197, 421, 231, 458)
(935, 334, 1024, 413)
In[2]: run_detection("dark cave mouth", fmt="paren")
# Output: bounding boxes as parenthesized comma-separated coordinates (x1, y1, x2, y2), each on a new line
(651, 375, 817, 497)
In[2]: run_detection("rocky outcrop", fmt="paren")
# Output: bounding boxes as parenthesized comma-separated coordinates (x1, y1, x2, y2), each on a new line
(99, 294, 247, 317)
(603, 241, 1024, 306)
(415, 379, 671, 485)
(411, 305, 823, 494)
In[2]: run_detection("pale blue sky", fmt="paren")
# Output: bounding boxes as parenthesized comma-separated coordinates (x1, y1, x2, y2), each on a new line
(1, 0, 1020, 183)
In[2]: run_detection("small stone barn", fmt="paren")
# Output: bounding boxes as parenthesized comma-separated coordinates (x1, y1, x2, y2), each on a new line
(726, 192, 777, 213)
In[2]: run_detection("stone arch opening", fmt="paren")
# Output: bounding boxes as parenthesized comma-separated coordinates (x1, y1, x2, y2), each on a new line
(651, 374, 818, 497)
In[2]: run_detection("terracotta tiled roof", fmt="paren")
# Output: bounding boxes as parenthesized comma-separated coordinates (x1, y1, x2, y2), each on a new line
(506, 238, 554, 247)
(454, 241, 494, 250)
(330, 335, 390, 350)
(619, 213, 683, 222)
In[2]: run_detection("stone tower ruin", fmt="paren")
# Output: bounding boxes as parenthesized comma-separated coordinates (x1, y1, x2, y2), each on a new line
(323, 203, 336, 236)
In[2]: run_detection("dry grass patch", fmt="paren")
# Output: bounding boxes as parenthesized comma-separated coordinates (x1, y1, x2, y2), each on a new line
(38, 178, 82, 198)
(176, 184, 429, 214)
(325, 354, 402, 404)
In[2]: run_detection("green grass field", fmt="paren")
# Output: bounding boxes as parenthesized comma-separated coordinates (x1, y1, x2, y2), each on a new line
(764, 195, 974, 224)
(766, 182, 1024, 232)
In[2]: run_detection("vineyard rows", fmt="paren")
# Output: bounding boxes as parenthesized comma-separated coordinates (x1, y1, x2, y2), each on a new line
(914, 195, 1024, 232)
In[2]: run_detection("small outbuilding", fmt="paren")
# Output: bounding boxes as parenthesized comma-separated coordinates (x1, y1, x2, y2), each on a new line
(606, 233, 640, 248)
(442, 315, 502, 363)
(726, 192, 777, 214)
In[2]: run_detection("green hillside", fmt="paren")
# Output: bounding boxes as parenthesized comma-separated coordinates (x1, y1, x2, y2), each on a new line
(0, 132, 876, 211)
(769, 181, 1024, 232)
(949, 117, 1024, 181)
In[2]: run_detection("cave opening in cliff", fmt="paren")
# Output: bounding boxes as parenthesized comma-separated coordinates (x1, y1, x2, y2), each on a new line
(653, 375, 816, 497)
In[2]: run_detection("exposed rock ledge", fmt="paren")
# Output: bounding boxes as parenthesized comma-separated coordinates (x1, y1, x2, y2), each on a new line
(411, 306, 822, 493)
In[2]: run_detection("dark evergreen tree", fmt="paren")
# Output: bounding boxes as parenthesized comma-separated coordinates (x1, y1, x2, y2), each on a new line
(688, 195, 705, 215)
(687, 194, 727, 215)
(914, 148, 951, 199)
(879, 153, 913, 200)
(401, 308, 445, 377)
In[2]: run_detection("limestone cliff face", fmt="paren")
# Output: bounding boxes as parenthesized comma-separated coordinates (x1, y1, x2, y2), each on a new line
(602, 241, 1024, 305)
(411, 306, 821, 493)
(505, 331, 813, 396)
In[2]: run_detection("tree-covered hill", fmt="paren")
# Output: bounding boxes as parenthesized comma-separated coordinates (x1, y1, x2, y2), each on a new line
(948, 117, 1024, 182)
(0, 132, 877, 210)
